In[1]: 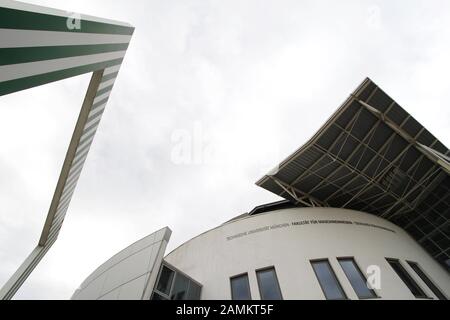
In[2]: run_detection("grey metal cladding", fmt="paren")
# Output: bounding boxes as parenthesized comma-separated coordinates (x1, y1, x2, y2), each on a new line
(256, 77, 450, 270)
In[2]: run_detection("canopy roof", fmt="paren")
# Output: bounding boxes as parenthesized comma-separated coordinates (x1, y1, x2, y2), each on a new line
(0, 0, 133, 299)
(257, 78, 450, 269)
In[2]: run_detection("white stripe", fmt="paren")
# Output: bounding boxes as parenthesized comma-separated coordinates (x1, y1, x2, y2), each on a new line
(80, 122, 100, 143)
(0, 29, 132, 48)
(73, 148, 87, 166)
(88, 102, 106, 119)
(84, 112, 102, 131)
(0, 50, 126, 82)
(98, 78, 115, 90)
(49, 221, 63, 238)
(52, 209, 68, 228)
(61, 178, 79, 202)
(0, 0, 133, 27)
(55, 207, 69, 222)
(67, 161, 84, 182)
(64, 171, 81, 193)
(72, 143, 91, 164)
(47, 223, 62, 244)
(93, 91, 110, 105)
(58, 192, 74, 212)
(77, 132, 95, 152)
(103, 64, 121, 76)
(58, 188, 75, 210)
(57, 189, 73, 211)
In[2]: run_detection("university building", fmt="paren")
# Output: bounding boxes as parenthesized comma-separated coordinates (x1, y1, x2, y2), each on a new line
(72, 78, 450, 300)
(0, 1, 448, 300)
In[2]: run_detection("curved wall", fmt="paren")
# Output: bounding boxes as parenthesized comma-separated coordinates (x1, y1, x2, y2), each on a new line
(72, 227, 171, 300)
(164, 208, 450, 300)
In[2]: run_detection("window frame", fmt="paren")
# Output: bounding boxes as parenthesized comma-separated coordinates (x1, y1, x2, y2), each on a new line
(152, 264, 176, 300)
(337, 257, 379, 299)
(310, 258, 348, 300)
(152, 263, 202, 300)
(255, 266, 283, 300)
(406, 260, 447, 300)
(170, 272, 191, 300)
(154, 264, 176, 297)
(385, 258, 430, 299)
(230, 272, 252, 300)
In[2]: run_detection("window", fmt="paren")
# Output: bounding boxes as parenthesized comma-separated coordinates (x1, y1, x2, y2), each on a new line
(152, 264, 202, 300)
(338, 258, 377, 299)
(407, 261, 447, 300)
(386, 258, 428, 298)
(156, 265, 174, 295)
(170, 273, 190, 300)
(256, 267, 283, 300)
(186, 281, 202, 300)
(311, 259, 347, 300)
(230, 273, 252, 300)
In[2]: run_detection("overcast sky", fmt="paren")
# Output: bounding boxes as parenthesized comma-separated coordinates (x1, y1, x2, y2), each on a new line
(0, 0, 449, 299)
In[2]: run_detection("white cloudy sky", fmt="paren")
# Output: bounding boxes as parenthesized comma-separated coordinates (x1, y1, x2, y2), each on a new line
(0, 0, 449, 299)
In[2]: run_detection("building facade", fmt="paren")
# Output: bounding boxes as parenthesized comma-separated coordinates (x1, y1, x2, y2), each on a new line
(73, 205, 449, 300)
(72, 77, 450, 300)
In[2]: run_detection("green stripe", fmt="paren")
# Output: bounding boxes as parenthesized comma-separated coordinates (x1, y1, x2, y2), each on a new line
(79, 127, 99, 146)
(0, 43, 129, 66)
(0, 58, 123, 96)
(91, 96, 109, 110)
(72, 139, 95, 167)
(0, 8, 134, 35)
(95, 84, 113, 97)
(101, 71, 119, 83)
(82, 116, 102, 136)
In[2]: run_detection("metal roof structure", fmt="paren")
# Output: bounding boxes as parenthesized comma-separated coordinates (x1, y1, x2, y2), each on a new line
(0, 0, 133, 299)
(257, 77, 450, 270)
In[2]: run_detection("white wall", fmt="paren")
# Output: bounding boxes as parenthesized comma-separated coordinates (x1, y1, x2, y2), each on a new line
(72, 227, 171, 300)
(164, 208, 450, 300)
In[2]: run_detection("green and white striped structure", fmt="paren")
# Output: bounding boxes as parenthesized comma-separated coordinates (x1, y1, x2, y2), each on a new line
(0, 0, 134, 299)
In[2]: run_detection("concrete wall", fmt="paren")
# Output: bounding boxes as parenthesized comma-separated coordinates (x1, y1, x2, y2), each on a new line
(164, 208, 450, 300)
(72, 227, 171, 300)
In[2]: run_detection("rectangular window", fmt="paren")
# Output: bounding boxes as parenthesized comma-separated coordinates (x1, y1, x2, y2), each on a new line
(386, 258, 428, 298)
(256, 267, 283, 300)
(187, 281, 202, 300)
(311, 259, 347, 300)
(170, 273, 190, 300)
(338, 258, 377, 299)
(152, 264, 202, 300)
(407, 261, 447, 300)
(230, 273, 252, 300)
(156, 265, 175, 295)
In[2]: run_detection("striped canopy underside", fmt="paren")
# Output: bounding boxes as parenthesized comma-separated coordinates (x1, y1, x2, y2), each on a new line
(0, 0, 133, 299)
(256, 78, 450, 270)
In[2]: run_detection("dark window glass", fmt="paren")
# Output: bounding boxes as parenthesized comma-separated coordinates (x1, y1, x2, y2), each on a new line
(230, 274, 251, 300)
(256, 267, 282, 300)
(386, 259, 428, 298)
(338, 258, 377, 299)
(156, 266, 174, 295)
(170, 273, 190, 300)
(187, 282, 202, 300)
(407, 261, 447, 300)
(311, 260, 347, 300)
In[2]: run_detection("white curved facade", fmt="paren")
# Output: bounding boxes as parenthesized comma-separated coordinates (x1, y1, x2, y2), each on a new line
(164, 207, 450, 300)
(72, 227, 171, 300)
